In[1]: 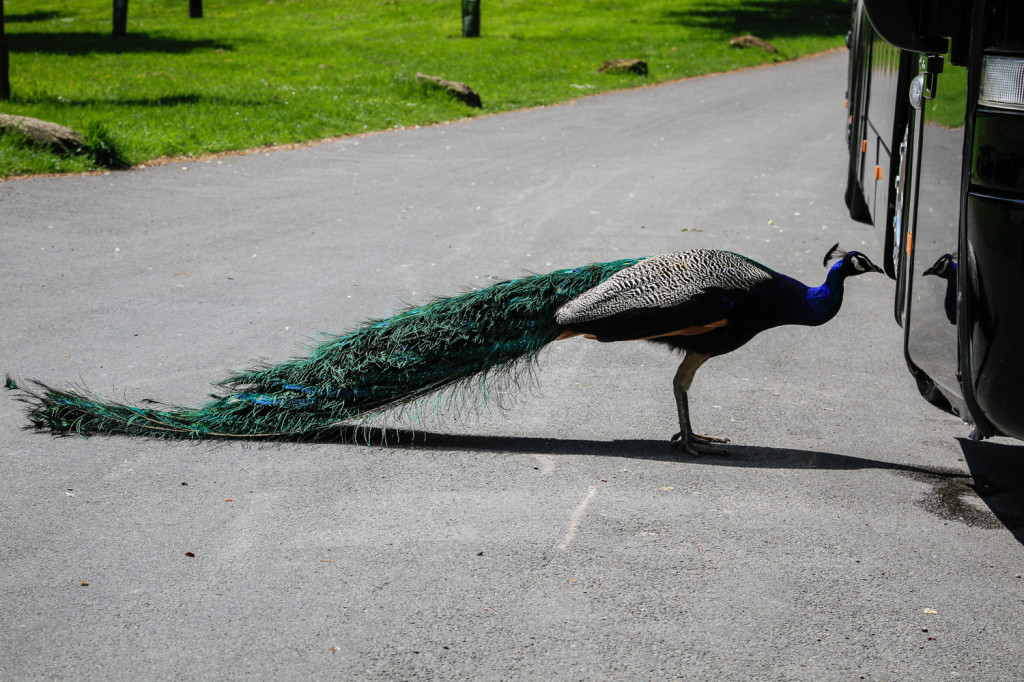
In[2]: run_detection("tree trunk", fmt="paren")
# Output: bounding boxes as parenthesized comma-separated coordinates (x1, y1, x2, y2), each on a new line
(0, 1, 10, 100)
(113, 0, 128, 36)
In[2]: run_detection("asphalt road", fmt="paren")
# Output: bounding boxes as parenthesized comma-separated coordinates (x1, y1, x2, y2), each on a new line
(3, 51, 1024, 680)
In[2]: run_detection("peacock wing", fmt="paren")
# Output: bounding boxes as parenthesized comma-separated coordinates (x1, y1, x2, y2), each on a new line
(554, 250, 773, 342)
(556, 288, 746, 342)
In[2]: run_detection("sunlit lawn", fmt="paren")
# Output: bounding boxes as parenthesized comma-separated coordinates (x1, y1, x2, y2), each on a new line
(0, 0, 848, 176)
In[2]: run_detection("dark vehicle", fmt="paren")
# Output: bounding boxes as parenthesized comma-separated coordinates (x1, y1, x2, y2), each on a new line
(844, 0, 1024, 441)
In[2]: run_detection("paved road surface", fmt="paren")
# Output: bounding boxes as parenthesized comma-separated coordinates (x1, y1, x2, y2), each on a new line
(3, 51, 1024, 679)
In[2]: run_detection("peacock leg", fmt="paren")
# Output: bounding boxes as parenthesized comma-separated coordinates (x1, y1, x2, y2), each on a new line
(670, 351, 728, 454)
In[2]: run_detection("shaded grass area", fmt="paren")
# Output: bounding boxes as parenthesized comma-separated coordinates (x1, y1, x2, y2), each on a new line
(1, 0, 848, 177)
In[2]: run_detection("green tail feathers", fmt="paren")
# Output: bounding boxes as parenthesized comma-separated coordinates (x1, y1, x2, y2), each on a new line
(14, 258, 639, 439)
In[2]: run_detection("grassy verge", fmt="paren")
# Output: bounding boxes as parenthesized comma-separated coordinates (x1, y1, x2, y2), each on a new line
(1, 0, 848, 177)
(925, 59, 968, 128)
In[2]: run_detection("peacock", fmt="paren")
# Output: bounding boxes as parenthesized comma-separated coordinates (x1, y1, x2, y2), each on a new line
(10, 243, 881, 453)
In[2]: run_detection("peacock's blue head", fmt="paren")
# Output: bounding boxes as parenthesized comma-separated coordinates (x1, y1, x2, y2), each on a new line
(822, 243, 883, 277)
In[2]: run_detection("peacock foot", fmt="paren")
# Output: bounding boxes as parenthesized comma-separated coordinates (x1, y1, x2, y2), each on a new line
(690, 432, 730, 445)
(670, 431, 729, 456)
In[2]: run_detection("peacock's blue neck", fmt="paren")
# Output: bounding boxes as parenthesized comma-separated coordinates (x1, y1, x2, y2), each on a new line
(799, 262, 847, 326)
(764, 262, 848, 328)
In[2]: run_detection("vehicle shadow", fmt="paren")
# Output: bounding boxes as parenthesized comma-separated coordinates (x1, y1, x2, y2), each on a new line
(958, 437, 1024, 544)
(321, 425, 1023, 540)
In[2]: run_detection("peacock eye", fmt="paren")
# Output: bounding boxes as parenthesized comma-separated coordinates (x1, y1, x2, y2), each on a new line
(851, 256, 866, 272)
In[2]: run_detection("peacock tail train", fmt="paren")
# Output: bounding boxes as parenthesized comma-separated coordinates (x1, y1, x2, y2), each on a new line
(13, 258, 640, 439)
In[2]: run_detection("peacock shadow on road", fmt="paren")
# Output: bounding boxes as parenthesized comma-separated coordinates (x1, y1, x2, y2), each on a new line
(325, 425, 1024, 542)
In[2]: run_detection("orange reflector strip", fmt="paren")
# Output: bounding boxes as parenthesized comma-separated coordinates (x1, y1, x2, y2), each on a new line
(875, 165, 883, 180)
(862, 139, 868, 153)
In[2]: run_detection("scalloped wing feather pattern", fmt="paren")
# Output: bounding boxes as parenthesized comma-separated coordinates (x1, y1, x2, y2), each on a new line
(554, 250, 773, 325)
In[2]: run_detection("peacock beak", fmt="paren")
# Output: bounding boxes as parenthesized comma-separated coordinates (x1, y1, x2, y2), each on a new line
(857, 254, 884, 274)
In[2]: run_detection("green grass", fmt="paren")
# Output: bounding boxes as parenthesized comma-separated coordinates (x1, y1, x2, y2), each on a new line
(1, 0, 848, 177)
(924, 59, 968, 128)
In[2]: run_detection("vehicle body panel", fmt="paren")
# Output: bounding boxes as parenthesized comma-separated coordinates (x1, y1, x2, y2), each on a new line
(845, 0, 1024, 441)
